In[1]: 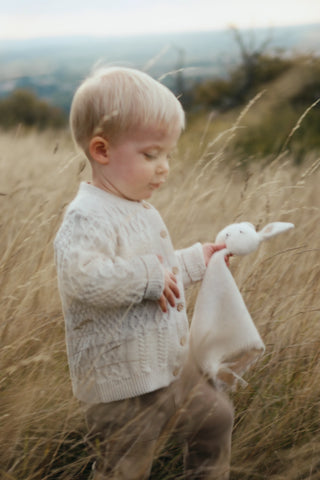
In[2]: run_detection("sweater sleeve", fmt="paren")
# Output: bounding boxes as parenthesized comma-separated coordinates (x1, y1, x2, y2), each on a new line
(175, 242, 206, 288)
(54, 212, 164, 309)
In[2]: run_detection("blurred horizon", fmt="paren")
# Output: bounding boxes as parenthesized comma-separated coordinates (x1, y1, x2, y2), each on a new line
(1, 22, 319, 114)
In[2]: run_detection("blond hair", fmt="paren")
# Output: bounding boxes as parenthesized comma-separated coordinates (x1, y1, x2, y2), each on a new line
(70, 66, 185, 154)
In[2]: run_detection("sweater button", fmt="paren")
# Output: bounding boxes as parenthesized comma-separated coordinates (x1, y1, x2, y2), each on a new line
(160, 230, 167, 238)
(172, 266, 179, 275)
(180, 336, 187, 346)
(177, 303, 184, 312)
(142, 201, 151, 209)
(173, 367, 180, 377)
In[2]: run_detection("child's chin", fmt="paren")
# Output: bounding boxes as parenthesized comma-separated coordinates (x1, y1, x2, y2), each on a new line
(142, 191, 153, 200)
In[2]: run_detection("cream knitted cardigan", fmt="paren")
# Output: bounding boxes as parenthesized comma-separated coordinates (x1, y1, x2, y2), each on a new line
(54, 182, 206, 404)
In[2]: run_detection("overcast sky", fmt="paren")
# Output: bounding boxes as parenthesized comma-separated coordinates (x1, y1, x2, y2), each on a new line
(1, 0, 320, 39)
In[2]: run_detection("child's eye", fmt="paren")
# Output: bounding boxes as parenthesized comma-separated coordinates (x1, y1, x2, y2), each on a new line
(144, 152, 157, 160)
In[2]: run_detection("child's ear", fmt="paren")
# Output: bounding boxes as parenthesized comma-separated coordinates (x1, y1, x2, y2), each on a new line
(89, 136, 110, 165)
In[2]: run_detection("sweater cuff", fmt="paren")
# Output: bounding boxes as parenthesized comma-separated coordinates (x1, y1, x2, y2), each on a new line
(140, 255, 165, 300)
(178, 242, 206, 283)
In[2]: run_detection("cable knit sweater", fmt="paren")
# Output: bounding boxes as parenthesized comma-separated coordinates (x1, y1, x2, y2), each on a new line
(54, 182, 206, 404)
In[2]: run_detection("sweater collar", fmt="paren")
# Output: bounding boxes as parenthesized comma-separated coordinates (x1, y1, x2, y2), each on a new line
(79, 182, 143, 207)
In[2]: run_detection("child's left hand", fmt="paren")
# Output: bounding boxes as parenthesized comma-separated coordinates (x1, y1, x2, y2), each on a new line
(202, 243, 231, 267)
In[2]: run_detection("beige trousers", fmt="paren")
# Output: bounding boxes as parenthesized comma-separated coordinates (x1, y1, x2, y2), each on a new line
(85, 362, 234, 480)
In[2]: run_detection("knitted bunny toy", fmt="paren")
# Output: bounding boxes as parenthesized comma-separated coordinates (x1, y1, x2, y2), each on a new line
(189, 221, 294, 388)
(216, 221, 294, 256)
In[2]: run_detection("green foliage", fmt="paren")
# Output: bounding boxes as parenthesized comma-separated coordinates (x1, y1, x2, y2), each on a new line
(251, 54, 293, 85)
(191, 53, 320, 160)
(192, 54, 293, 109)
(193, 76, 239, 109)
(0, 89, 67, 130)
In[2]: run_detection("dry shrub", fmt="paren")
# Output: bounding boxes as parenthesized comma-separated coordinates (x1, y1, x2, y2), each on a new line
(0, 122, 319, 479)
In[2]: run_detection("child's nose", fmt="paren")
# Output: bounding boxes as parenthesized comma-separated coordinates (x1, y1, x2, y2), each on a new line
(156, 157, 169, 175)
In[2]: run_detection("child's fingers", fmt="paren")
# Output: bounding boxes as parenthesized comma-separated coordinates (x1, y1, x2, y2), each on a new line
(165, 281, 180, 306)
(159, 283, 180, 311)
(169, 272, 178, 283)
(158, 270, 180, 312)
(224, 253, 233, 267)
(165, 289, 176, 308)
(158, 294, 167, 313)
(213, 243, 226, 253)
(169, 278, 180, 299)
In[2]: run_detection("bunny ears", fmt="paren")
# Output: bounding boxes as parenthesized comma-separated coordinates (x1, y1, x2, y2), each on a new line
(216, 221, 294, 256)
(258, 222, 295, 240)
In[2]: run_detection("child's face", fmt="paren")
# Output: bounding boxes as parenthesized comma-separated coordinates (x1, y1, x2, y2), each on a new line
(96, 125, 180, 201)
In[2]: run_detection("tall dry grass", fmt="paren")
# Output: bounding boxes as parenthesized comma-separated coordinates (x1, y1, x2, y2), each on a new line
(0, 117, 319, 479)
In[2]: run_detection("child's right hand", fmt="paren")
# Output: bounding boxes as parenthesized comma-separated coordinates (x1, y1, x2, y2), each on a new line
(157, 256, 180, 312)
(158, 269, 180, 313)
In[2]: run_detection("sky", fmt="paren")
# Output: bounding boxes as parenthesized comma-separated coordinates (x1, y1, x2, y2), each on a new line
(1, 0, 320, 40)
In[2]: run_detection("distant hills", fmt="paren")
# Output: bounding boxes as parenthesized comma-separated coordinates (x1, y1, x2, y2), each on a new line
(0, 23, 319, 112)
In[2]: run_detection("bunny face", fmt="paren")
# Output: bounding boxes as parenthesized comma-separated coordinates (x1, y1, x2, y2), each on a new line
(216, 221, 294, 256)
(215, 222, 260, 255)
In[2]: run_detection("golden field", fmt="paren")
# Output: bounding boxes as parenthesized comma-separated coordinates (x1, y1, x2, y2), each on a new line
(0, 112, 320, 479)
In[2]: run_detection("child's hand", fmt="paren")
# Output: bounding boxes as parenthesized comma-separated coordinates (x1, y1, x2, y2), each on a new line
(157, 256, 180, 313)
(202, 242, 232, 267)
(158, 269, 180, 313)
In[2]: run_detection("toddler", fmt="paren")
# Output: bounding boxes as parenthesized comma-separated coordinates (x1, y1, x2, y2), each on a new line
(54, 66, 234, 479)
